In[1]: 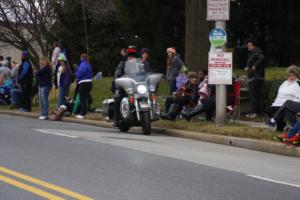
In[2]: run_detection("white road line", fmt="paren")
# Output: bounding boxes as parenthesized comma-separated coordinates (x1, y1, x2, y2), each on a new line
(247, 175, 300, 188)
(35, 129, 79, 139)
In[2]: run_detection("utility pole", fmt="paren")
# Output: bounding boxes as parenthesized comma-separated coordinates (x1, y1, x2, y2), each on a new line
(82, 0, 89, 54)
(214, 21, 227, 126)
(207, 0, 231, 127)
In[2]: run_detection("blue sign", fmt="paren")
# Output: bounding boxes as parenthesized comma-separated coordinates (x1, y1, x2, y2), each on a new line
(209, 28, 227, 47)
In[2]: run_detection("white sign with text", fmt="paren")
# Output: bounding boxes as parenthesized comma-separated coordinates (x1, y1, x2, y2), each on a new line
(208, 51, 232, 85)
(207, 0, 230, 21)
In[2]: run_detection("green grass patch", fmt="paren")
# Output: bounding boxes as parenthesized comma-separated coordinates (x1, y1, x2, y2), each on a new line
(234, 67, 286, 81)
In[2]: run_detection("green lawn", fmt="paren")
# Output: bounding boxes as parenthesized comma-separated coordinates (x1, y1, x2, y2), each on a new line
(234, 67, 286, 80)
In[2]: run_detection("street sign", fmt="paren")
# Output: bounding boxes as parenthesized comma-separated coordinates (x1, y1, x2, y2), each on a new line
(208, 51, 232, 85)
(209, 28, 227, 48)
(207, 0, 230, 21)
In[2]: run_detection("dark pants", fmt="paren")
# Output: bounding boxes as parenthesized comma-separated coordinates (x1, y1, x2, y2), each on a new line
(249, 79, 264, 114)
(114, 88, 126, 121)
(195, 96, 234, 121)
(21, 84, 32, 111)
(273, 100, 300, 126)
(266, 106, 286, 131)
(169, 79, 177, 95)
(79, 82, 92, 116)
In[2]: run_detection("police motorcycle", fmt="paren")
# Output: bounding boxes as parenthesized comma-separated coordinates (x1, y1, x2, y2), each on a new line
(103, 59, 162, 135)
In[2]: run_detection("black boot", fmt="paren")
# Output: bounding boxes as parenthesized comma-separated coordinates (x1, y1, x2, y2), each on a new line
(168, 104, 181, 121)
(159, 112, 169, 120)
(181, 105, 203, 121)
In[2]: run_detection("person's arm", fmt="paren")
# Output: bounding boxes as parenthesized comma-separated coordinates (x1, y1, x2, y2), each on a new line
(18, 62, 30, 81)
(114, 61, 124, 78)
(252, 51, 265, 70)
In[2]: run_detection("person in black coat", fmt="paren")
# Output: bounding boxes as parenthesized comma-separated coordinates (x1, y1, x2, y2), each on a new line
(244, 39, 265, 118)
(18, 51, 33, 112)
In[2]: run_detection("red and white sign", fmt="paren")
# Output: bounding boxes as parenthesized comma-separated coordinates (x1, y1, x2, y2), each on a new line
(208, 51, 232, 85)
(207, 0, 230, 21)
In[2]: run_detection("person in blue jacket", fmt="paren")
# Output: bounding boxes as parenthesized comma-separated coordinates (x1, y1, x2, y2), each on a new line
(18, 51, 33, 112)
(75, 53, 93, 119)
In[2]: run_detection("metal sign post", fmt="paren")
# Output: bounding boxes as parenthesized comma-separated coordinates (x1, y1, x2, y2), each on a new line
(207, 0, 231, 126)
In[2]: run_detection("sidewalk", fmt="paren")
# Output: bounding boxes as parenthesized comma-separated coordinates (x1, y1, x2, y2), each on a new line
(0, 110, 299, 158)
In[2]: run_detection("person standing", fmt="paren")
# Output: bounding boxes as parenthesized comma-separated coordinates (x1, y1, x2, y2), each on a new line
(36, 57, 52, 120)
(51, 41, 61, 72)
(54, 54, 71, 107)
(75, 53, 93, 119)
(244, 40, 265, 118)
(166, 47, 184, 95)
(18, 51, 33, 112)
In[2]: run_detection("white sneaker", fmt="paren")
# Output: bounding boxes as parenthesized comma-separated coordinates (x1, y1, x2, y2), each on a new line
(75, 115, 85, 119)
(38, 116, 48, 120)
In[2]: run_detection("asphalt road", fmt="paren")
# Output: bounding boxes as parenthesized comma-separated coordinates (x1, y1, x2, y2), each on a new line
(0, 114, 300, 200)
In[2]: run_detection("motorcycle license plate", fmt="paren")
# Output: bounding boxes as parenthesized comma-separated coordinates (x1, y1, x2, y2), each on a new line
(140, 102, 150, 109)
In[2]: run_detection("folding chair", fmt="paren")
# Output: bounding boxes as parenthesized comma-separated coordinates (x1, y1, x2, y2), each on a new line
(226, 80, 241, 121)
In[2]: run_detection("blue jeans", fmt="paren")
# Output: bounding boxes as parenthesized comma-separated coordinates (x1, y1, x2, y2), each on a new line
(58, 86, 69, 107)
(288, 120, 300, 138)
(39, 87, 51, 116)
(10, 88, 22, 106)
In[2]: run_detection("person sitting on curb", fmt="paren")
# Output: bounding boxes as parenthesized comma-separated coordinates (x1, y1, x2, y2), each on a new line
(181, 75, 209, 121)
(265, 65, 300, 131)
(274, 120, 300, 145)
(181, 78, 236, 121)
(160, 71, 199, 121)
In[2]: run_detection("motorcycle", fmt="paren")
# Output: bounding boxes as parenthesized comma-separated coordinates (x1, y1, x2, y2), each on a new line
(103, 59, 162, 135)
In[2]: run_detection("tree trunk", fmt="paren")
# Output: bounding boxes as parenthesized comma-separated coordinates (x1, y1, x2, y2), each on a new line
(185, 0, 212, 71)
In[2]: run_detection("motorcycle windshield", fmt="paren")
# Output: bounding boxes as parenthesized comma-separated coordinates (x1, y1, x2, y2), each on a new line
(124, 59, 146, 75)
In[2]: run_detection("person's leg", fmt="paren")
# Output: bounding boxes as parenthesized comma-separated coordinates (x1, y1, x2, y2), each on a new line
(38, 87, 43, 116)
(288, 121, 300, 138)
(169, 79, 177, 95)
(79, 82, 92, 116)
(113, 88, 125, 123)
(21, 84, 32, 111)
(165, 97, 174, 113)
(41, 87, 51, 117)
(250, 79, 263, 114)
(58, 86, 68, 106)
(284, 108, 297, 126)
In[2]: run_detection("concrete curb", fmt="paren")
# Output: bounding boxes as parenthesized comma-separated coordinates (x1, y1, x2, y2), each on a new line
(1, 110, 300, 158)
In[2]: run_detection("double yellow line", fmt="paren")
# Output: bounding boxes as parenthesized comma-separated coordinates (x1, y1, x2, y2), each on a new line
(0, 166, 94, 200)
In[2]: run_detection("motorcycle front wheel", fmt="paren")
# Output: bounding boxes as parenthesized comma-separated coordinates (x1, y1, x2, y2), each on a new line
(141, 111, 151, 135)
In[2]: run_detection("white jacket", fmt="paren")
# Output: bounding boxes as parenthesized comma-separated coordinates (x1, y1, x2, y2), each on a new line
(272, 80, 300, 107)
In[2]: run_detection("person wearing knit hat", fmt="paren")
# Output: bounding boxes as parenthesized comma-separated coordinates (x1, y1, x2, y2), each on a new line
(160, 70, 199, 121)
(55, 53, 71, 107)
(244, 38, 266, 118)
(166, 46, 185, 95)
(18, 50, 33, 112)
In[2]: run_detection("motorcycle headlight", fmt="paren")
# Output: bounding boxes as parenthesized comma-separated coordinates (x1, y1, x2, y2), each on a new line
(137, 85, 148, 94)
